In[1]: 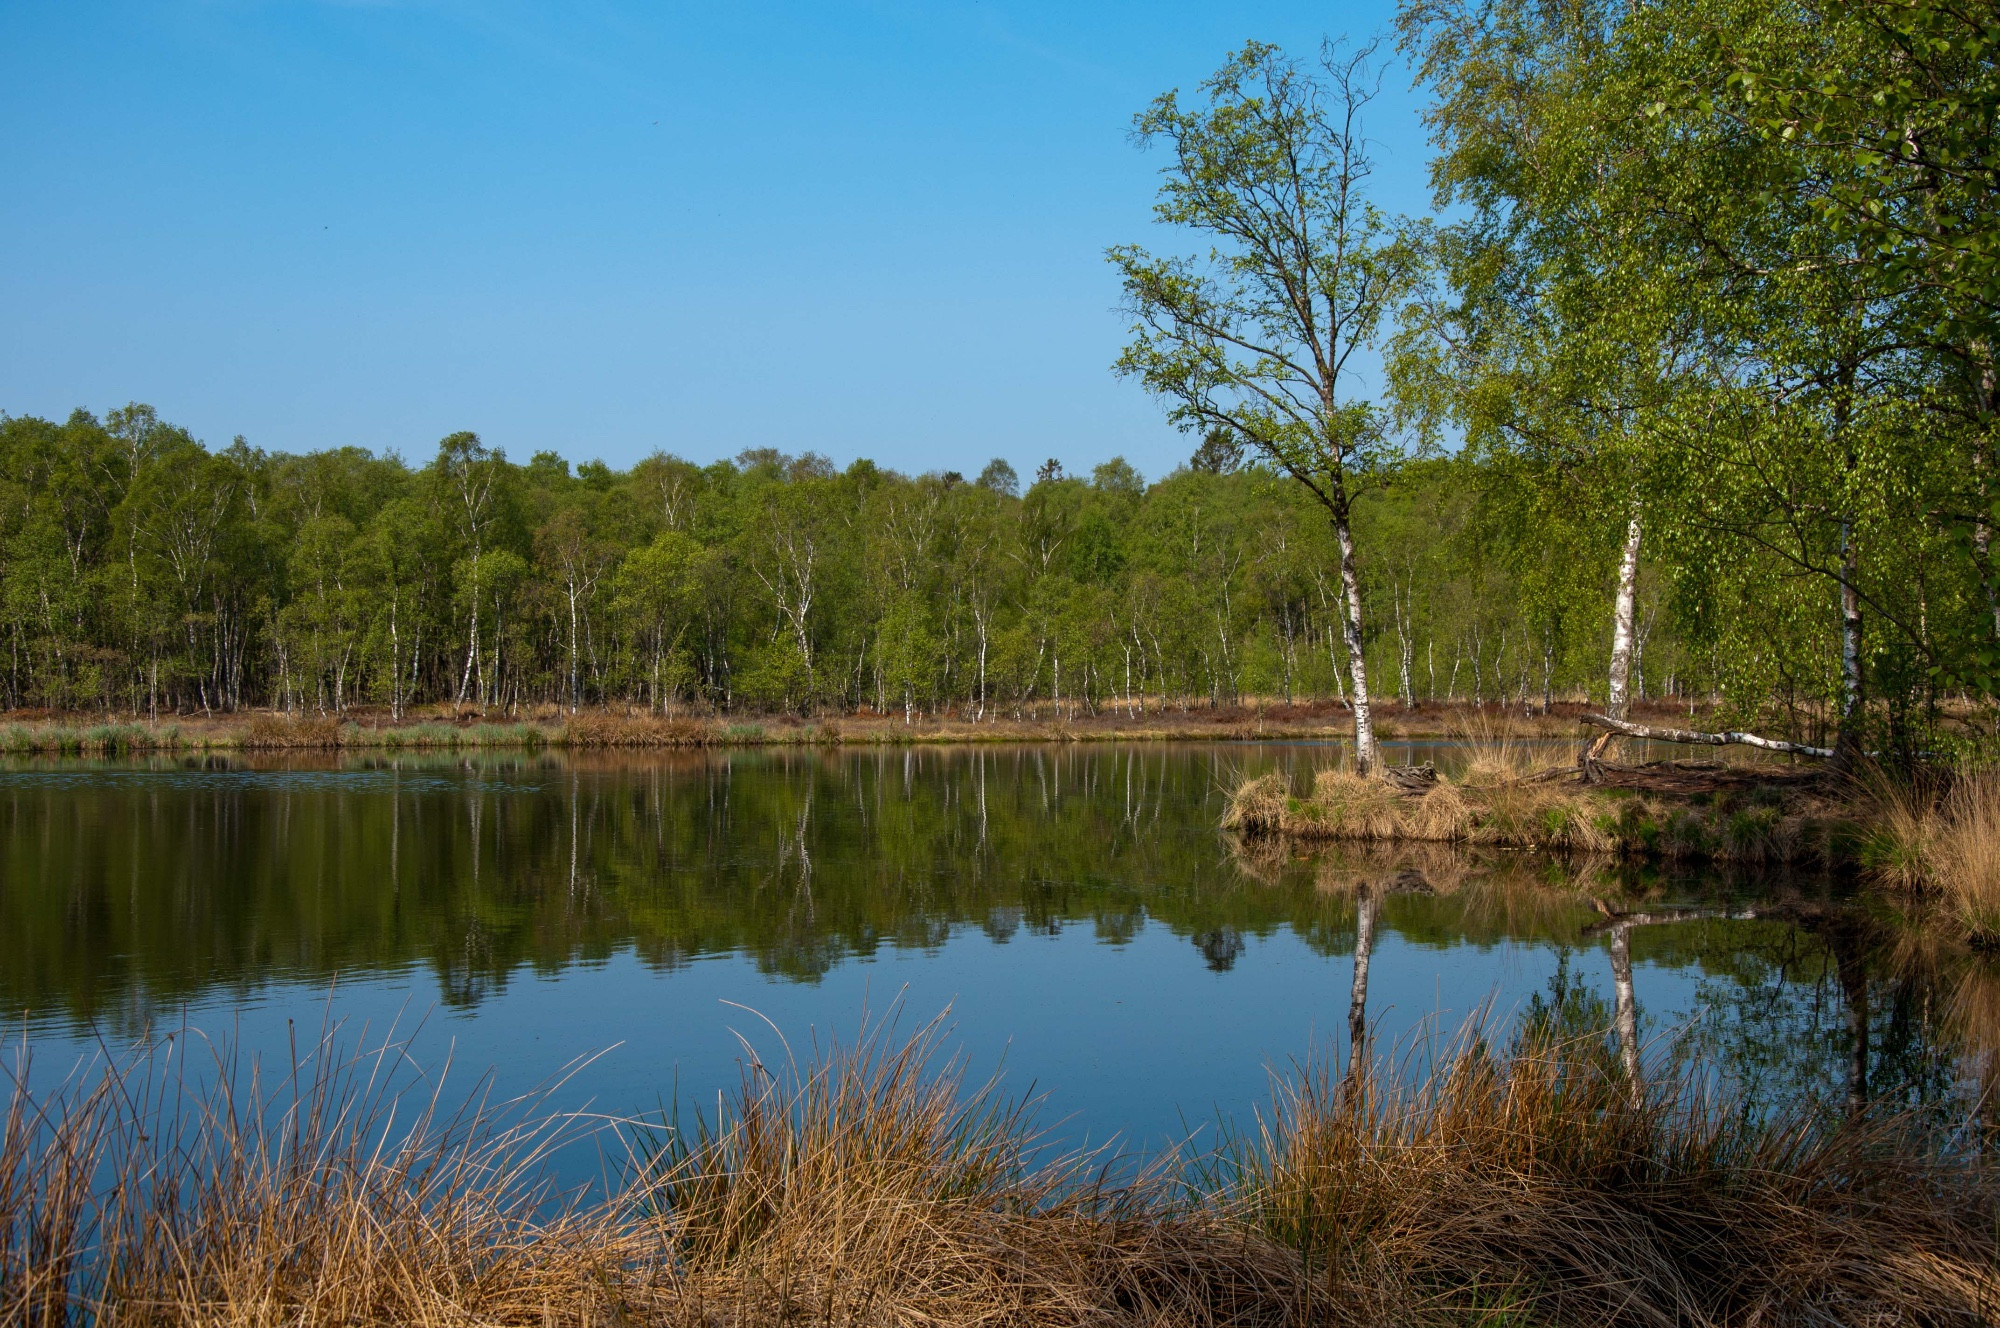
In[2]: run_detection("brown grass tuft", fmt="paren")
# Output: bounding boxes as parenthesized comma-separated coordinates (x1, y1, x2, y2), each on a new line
(1864, 766, 2000, 945)
(562, 711, 718, 747)
(651, 1014, 1300, 1326)
(1223, 772, 1291, 834)
(0, 1029, 647, 1325)
(1305, 769, 1406, 839)
(1405, 780, 1473, 841)
(241, 713, 344, 748)
(1927, 769, 2000, 945)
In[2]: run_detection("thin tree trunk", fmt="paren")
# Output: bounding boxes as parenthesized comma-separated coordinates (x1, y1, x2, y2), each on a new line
(1832, 924, 1870, 1117)
(459, 559, 480, 705)
(568, 586, 581, 714)
(1334, 512, 1379, 774)
(1836, 520, 1865, 766)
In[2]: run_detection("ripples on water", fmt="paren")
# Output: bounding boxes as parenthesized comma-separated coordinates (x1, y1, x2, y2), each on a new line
(0, 744, 1992, 1152)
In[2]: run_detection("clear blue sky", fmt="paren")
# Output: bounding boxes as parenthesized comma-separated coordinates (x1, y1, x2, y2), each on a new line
(1, 1, 1429, 481)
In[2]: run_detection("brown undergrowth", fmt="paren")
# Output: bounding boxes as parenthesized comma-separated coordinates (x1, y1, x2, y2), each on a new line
(0, 698, 1756, 755)
(4, 1013, 1994, 1327)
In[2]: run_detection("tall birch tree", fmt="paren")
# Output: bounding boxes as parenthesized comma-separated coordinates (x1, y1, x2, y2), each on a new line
(1111, 41, 1419, 774)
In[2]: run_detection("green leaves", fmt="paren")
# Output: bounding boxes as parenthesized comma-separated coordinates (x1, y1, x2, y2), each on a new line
(1112, 41, 1419, 507)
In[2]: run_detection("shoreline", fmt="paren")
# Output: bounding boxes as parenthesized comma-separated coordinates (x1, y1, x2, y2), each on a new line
(0, 699, 1753, 754)
(1226, 753, 2000, 949)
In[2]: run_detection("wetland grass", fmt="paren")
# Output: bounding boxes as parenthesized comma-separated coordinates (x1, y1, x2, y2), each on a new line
(4, 1015, 1994, 1327)
(1865, 766, 2000, 947)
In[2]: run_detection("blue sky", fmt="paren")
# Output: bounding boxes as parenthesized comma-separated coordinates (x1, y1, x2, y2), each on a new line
(1, 1, 1431, 481)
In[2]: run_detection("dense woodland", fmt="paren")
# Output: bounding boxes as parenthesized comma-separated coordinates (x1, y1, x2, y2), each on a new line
(3, 0, 1994, 759)
(0, 410, 1680, 724)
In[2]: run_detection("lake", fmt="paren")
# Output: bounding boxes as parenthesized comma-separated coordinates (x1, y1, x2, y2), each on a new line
(1, 743, 1990, 1154)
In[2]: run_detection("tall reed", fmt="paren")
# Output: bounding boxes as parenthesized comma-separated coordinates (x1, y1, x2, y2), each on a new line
(1865, 765, 2000, 945)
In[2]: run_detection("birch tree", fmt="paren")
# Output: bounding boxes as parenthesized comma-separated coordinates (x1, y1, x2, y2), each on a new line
(434, 432, 502, 705)
(1111, 41, 1419, 773)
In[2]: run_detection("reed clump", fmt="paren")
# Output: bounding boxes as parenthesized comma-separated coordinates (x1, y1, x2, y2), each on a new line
(0, 722, 178, 755)
(562, 712, 717, 747)
(5, 1016, 1995, 1327)
(242, 713, 345, 748)
(650, 1017, 1295, 1326)
(1867, 766, 2000, 946)
(0, 1032, 649, 1326)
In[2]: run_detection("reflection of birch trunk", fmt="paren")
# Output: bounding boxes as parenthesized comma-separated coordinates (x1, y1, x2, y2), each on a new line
(567, 770, 580, 906)
(1348, 885, 1377, 1082)
(1833, 926, 1870, 1115)
(1608, 922, 1642, 1105)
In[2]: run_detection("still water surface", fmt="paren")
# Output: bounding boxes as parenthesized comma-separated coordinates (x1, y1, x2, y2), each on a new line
(0, 744, 1990, 1150)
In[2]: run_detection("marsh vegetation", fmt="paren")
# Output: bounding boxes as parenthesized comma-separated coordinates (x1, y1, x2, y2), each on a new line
(5, 1010, 1996, 1327)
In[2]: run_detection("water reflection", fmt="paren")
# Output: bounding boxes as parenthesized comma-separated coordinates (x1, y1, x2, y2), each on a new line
(0, 745, 1994, 1136)
(1230, 835, 1995, 1130)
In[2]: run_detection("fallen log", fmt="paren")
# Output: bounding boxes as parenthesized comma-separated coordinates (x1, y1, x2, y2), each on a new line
(1580, 713, 1833, 759)
(1380, 763, 1438, 794)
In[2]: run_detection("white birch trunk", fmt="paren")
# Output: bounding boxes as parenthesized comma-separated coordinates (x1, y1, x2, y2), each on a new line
(1607, 512, 1642, 722)
(1334, 513, 1379, 774)
(1837, 520, 1864, 764)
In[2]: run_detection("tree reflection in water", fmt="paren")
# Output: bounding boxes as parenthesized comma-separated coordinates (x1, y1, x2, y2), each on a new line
(0, 746, 1992, 1130)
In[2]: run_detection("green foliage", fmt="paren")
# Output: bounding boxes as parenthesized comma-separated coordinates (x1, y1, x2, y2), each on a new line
(1395, 0, 2000, 752)
(0, 409, 1688, 719)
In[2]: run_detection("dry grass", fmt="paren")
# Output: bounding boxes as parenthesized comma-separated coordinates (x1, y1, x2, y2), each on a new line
(1864, 766, 2000, 945)
(240, 713, 346, 748)
(648, 1016, 1301, 1327)
(1447, 712, 1568, 785)
(1226, 760, 1840, 865)
(1222, 772, 1291, 835)
(4, 1011, 1995, 1327)
(1225, 1021, 2000, 1327)
(0, 1028, 644, 1326)
(1470, 781, 1616, 852)
(561, 712, 717, 747)
(1226, 767, 1615, 853)
(1927, 770, 2000, 945)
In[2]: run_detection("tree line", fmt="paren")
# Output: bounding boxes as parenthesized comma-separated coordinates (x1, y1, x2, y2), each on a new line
(0, 406, 1691, 721)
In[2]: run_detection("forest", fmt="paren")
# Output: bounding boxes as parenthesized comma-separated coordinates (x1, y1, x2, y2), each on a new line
(2, 0, 1994, 767)
(0, 409, 1687, 727)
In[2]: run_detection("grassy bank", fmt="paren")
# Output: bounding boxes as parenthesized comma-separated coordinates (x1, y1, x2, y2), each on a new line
(1226, 747, 1848, 862)
(0, 698, 1731, 754)
(3, 1017, 1993, 1327)
(1227, 740, 2000, 948)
